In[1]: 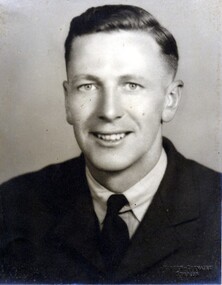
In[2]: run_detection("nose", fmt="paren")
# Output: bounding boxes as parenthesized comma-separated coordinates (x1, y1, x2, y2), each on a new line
(97, 87, 124, 121)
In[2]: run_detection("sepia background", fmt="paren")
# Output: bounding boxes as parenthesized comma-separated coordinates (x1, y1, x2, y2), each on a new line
(0, 0, 221, 184)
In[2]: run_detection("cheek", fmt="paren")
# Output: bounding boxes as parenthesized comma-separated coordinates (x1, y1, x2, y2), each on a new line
(67, 95, 94, 124)
(127, 97, 164, 122)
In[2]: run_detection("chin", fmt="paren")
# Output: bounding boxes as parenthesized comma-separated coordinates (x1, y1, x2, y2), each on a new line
(87, 155, 134, 173)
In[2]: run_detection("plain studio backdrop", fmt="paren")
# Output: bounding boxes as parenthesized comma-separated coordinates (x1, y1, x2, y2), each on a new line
(0, 0, 221, 184)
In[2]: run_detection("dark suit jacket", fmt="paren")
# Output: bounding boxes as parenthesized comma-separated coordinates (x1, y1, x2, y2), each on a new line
(0, 138, 221, 284)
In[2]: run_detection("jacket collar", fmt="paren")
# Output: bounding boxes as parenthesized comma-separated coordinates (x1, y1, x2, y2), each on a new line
(160, 137, 199, 225)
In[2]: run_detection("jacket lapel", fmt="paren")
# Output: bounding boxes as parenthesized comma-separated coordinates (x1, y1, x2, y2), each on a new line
(115, 190, 181, 281)
(115, 138, 200, 281)
(47, 156, 105, 273)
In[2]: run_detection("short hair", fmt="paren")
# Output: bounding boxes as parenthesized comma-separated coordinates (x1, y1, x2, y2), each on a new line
(65, 5, 179, 75)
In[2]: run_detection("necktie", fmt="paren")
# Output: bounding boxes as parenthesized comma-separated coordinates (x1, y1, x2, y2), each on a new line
(100, 194, 130, 272)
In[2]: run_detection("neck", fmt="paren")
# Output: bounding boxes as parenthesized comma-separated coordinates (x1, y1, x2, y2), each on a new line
(86, 138, 163, 193)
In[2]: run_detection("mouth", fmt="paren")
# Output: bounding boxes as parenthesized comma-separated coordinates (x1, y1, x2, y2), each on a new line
(92, 132, 130, 142)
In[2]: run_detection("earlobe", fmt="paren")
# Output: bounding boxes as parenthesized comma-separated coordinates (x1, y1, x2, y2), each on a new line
(162, 80, 183, 122)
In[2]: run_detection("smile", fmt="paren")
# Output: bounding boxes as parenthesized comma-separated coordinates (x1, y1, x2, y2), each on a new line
(94, 133, 126, 142)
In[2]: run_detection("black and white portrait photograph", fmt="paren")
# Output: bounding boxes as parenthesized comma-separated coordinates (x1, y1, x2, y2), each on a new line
(0, 0, 221, 283)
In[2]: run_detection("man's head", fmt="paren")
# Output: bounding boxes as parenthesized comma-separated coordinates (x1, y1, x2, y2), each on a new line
(63, 5, 183, 190)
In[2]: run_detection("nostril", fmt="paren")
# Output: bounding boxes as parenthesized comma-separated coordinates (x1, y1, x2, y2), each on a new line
(97, 103, 124, 121)
(98, 113, 123, 121)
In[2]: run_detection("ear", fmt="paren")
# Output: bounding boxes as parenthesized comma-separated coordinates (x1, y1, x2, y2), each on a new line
(162, 80, 183, 122)
(63, 80, 73, 124)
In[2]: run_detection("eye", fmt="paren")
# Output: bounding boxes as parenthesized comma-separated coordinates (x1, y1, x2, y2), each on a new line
(124, 82, 141, 91)
(78, 83, 97, 91)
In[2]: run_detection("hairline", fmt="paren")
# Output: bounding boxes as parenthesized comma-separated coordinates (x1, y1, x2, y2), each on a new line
(65, 29, 177, 79)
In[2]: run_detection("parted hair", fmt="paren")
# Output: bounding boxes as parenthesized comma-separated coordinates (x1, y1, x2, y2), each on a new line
(65, 5, 179, 75)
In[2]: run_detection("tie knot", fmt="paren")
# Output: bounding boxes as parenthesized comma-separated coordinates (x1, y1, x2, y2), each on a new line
(106, 194, 128, 215)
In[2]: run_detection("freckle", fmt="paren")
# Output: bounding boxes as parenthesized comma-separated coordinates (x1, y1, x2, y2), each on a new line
(142, 113, 145, 116)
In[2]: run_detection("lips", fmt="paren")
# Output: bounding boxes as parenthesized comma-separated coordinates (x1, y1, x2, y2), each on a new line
(92, 132, 130, 142)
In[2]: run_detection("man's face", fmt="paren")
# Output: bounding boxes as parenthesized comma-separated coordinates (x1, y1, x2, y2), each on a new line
(64, 31, 177, 174)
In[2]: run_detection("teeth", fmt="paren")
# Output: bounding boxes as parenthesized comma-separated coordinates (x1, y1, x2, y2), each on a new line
(97, 133, 126, 141)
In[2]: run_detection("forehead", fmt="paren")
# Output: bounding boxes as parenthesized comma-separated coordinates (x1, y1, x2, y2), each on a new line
(70, 30, 161, 60)
(68, 30, 169, 80)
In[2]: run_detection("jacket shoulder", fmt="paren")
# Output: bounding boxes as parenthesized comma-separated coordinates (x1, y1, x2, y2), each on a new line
(0, 156, 84, 196)
(0, 156, 86, 232)
(163, 137, 221, 186)
(186, 156, 221, 184)
(162, 137, 221, 214)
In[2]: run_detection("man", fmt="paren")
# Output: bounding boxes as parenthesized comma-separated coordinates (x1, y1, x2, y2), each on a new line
(0, 4, 220, 284)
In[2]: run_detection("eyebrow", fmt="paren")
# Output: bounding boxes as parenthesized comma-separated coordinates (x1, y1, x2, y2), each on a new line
(119, 75, 146, 82)
(69, 74, 101, 84)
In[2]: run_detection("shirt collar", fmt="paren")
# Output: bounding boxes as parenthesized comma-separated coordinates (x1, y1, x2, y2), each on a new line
(86, 148, 167, 224)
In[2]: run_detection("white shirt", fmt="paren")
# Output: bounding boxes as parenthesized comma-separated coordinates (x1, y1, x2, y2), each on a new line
(86, 149, 167, 238)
